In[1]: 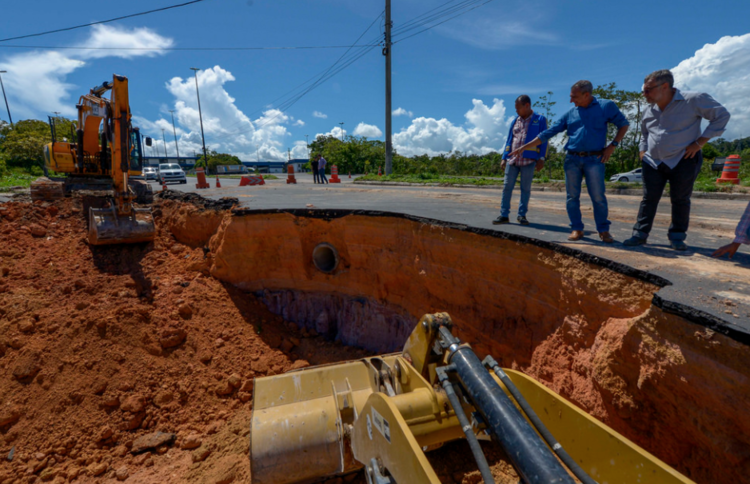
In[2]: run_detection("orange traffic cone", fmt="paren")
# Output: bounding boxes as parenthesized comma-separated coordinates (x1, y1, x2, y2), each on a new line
(162, 179, 167, 192)
(378, 166, 382, 177)
(348, 171, 351, 179)
(216, 176, 221, 188)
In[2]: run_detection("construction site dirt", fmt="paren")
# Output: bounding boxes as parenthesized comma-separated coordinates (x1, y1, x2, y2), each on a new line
(1, 191, 749, 484)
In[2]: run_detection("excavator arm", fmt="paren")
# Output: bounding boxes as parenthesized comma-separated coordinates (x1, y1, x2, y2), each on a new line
(87, 75, 155, 245)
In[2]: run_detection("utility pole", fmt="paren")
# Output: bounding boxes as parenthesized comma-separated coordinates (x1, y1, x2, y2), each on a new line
(169, 110, 180, 160)
(161, 129, 168, 158)
(0, 70, 13, 127)
(190, 68, 209, 167)
(384, 0, 393, 175)
(339, 122, 344, 142)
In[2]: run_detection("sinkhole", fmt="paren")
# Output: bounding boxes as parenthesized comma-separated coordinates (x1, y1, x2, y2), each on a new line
(161, 198, 750, 484)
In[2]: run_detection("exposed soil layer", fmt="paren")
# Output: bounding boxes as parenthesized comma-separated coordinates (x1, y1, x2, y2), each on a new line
(0, 195, 520, 484)
(206, 208, 750, 484)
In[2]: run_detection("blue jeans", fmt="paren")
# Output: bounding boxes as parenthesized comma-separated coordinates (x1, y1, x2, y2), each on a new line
(564, 154, 610, 232)
(319, 168, 328, 183)
(500, 162, 536, 217)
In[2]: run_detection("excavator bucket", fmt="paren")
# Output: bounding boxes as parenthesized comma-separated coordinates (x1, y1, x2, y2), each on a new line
(88, 205, 155, 246)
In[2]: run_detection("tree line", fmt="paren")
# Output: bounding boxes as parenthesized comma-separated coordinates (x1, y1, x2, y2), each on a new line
(3, 82, 750, 179)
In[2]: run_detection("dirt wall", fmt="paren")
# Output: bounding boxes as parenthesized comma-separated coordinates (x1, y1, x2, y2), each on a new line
(202, 209, 750, 483)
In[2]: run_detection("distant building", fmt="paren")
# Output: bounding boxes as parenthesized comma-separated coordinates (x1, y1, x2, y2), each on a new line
(143, 156, 198, 169)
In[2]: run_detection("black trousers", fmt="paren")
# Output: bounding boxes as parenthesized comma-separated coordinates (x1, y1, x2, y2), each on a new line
(632, 152, 702, 242)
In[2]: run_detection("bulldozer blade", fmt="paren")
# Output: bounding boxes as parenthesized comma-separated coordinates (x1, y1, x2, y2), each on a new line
(88, 205, 155, 246)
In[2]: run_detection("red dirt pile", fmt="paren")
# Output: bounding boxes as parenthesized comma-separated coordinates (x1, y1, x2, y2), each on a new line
(0, 196, 375, 484)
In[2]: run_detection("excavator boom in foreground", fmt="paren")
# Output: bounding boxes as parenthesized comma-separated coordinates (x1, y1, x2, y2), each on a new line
(35, 74, 154, 245)
(250, 313, 695, 484)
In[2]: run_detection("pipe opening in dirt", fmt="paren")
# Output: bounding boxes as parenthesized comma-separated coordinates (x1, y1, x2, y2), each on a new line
(312, 242, 339, 273)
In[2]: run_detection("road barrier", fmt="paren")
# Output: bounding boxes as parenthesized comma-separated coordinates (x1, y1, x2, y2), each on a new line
(329, 165, 341, 183)
(240, 175, 266, 186)
(286, 165, 297, 184)
(717, 154, 741, 185)
(195, 168, 210, 189)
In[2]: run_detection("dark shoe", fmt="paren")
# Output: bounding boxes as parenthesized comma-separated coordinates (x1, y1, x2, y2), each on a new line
(623, 236, 647, 247)
(670, 240, 688, 251)
(492, 216, 510, 225)
(517, 216, 530, 226)
(568, 230, 584, 241)
(598, 231, 614, 243)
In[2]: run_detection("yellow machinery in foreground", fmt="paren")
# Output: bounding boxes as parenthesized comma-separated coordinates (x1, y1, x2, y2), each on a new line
(36, 74, 154, 245)
(250, 313, 695, 484)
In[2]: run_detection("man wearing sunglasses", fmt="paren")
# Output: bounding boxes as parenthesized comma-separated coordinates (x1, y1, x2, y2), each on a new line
(623, 69, 730, 251)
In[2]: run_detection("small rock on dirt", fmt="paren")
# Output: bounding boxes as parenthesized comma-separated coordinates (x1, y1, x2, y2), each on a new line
(0, 406, 22, 427)
(180, 433, 202, 450)
(13, 356, 41, 382)
(120, 395, 146, 413)
(131, 431, 176, 454)
(88, 462, 108, 477)
(192, 446, 211, 463)
(159, 326, 187, 349)
(115, 466, 129, 481)
(29, 224, 47, 237)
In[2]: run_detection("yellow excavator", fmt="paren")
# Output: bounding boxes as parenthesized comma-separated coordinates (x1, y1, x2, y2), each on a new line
(34, 74, 155, 245)
(250, 313, 695, 484)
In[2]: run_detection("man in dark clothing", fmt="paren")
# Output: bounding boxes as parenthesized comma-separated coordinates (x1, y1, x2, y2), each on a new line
(310, 156, 320, 184)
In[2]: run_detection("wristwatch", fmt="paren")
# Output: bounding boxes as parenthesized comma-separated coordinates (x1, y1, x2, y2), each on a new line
(610, 140, 619, 148)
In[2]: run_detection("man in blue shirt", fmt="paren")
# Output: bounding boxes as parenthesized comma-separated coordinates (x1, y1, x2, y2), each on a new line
(623, 69, 730, 251)
(511, 80, 629, 242)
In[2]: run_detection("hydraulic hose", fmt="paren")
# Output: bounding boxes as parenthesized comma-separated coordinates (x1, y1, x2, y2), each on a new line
(483, 356, 598, 484)
(436, 365, 495, 484)
(439, 327, 575, 484)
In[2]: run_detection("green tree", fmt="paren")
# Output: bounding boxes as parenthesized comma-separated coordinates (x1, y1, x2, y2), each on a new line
(0, 117, 76, 173)
(196, 150, 242, 174)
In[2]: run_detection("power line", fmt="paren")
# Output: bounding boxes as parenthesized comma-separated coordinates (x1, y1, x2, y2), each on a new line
(0, 0, 209, 43)
(394, 0, 494, 44)
(0, 43, 380, 52)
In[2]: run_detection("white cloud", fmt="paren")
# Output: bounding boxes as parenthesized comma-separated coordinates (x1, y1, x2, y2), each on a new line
(293, 119, 305, 127)
(78, 24, 174, 59)
(316, 126, 347, 140)
(353, 122, 382, 138)
(0, 25, 172, 120)
(672, 33, 750, 141)
(392, 107, 413, 117)
(313, 111, 328, 119)
(393, 98, 512, 157)
(439, 17, 557, 50)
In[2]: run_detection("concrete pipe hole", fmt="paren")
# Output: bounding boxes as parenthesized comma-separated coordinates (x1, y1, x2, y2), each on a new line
(313, 242, 339, 273)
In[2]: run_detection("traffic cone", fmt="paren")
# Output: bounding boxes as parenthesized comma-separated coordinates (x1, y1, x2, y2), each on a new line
(348, 171, 351, 179)
(162, 179, 167, 192)
(216, 176, 221, 188)
(378, 166, 382, 177)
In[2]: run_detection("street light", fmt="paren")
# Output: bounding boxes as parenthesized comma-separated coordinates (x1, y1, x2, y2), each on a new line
(0, 70, 13, 126)
(169, 109, 180, 160)
(190, 67, 208, 168)
(161, 129, 168, 158)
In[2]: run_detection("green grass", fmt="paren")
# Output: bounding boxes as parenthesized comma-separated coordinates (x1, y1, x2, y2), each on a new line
(357, 173, 505, 186)
(0, 171, 36, 191)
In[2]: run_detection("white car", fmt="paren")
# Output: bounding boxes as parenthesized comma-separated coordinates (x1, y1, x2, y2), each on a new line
(142, 166, 158, 181)
(610, 168, 642, 183)
(158, 163, 187, 184)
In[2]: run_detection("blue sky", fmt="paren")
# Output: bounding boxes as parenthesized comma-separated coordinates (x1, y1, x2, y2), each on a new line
(1, 0, 749, 161)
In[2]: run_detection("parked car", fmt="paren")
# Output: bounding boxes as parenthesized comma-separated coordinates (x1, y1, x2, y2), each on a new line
(142, 166, 158, 181)
(610, 168, 642, 183)
(158, 163, 187, 184)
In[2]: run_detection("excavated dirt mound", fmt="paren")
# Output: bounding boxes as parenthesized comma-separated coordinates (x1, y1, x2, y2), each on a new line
(0, 195, 522, 484)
